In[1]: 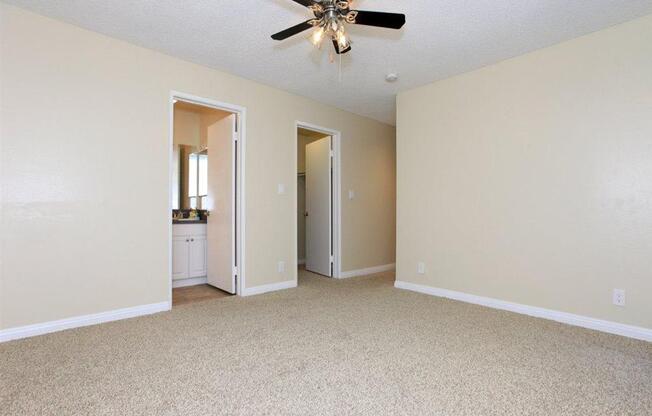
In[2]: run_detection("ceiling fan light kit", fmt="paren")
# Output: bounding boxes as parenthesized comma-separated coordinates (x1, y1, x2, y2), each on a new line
(271, 0, 405, 57)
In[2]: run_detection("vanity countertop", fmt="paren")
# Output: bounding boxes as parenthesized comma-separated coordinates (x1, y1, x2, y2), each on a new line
(173, 219, 207, 224)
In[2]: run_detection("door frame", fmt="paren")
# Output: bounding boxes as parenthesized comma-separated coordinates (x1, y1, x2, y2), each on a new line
(168, 91, 247, 304)
(294, 121, 341, 281)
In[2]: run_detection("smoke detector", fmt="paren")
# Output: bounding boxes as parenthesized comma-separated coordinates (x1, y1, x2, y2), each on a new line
(385, 73, 399, 83)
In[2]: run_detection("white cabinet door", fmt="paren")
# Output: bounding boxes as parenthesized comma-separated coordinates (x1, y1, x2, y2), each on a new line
(172, 236, 190, 280)
(188, 235, 207, 278)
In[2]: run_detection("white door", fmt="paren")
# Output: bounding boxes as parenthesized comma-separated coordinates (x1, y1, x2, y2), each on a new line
(206, 113, 237, 293)
(306, 136, 332, 277)
(172, 237, 189, 280)
(188, 235, 207, 278)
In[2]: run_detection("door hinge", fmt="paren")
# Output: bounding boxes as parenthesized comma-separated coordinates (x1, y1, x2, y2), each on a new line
(233, 134, 238, 142)
(330, 255, 334, 263)
(329, 150, 335, 157)
(233, 266, 239, 276)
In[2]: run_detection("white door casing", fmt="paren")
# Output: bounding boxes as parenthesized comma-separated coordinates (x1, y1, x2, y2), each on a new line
(170, 91, 246, 305)
(305, 136, 332, 277)
(206, 114, 237, 293)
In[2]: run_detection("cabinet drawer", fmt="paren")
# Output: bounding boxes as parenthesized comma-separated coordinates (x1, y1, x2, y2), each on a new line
(172, 224, 207, 237)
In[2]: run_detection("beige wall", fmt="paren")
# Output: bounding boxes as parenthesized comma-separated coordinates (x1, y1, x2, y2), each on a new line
(0, 4, 396, 330)
(173, 108, 202, 210)
(297, 175, 306, 262)
(173, 109, 201, 149)
(397, 15, 652, 329)
(297, 132, 326, 174)
(200, 111, 230, 150)
(177, 106, 230, 210)
(342, 127, 396, 271)
(297, 135, 309, 174)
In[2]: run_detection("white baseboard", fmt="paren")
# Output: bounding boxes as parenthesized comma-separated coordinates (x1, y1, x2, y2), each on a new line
(394, 280, 652, 343)
(0, 301, 171, 343)
(339, 263, 395, 279)
(172, 276, 207, 288)
(298, 259, 306, 265)
(241, 280, 297, 297)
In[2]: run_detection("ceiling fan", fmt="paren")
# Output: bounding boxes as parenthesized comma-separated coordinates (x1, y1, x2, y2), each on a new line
(271, 0, 406, 55)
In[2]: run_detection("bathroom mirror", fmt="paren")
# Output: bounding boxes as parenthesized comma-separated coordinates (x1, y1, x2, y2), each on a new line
(172, 144, 207, 210)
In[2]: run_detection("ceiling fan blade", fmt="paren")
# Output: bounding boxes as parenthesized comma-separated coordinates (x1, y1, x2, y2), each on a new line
(332, 40, 352, 55)
(271, 20, 314, 40)
(350, 10, 406, 29)
(290, 0, 313, 7)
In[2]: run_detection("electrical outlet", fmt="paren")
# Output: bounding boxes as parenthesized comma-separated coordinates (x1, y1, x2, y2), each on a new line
(612, 289, 625, 307)
(278, 261, 286, 274)
(348, 190, 355, 200)
(417, 262, 426, 274)
(277, 183, 285, 195)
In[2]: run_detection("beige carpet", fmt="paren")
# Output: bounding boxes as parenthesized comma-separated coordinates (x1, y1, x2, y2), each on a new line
(2, 270, 651, 415)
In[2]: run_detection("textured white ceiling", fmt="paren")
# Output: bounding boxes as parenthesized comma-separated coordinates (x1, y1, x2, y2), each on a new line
(5, 0, 652, 125)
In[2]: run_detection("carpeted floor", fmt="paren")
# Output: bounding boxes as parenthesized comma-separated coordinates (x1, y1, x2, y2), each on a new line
(2, 269, 651, 415)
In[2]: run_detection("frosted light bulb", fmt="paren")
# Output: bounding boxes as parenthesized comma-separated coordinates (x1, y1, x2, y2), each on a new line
(336, 31, 350, 50)
(311, 27, 325, 47)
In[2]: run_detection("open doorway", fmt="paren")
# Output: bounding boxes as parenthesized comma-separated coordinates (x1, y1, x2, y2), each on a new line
(296, 122, 341, 282)
(169, 92, 246, 306)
